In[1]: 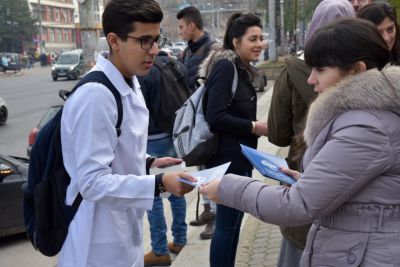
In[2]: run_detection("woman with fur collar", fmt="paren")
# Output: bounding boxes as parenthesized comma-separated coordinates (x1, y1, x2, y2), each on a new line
(199, 12, 268, 267)
(201, 18, 400, 266)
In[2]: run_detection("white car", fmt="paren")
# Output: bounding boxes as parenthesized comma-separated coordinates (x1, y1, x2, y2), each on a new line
(0, 97, 7, 125)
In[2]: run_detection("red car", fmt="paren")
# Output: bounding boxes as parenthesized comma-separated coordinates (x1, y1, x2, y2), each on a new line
(27, 106, 62, 157)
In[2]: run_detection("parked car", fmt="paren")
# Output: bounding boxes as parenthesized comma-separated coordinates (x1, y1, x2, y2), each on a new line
(51, 50, 84, 81)
(253, 69, 268, 92)
(0, 52, 22, 73)
(0, 97, 8, 125)
(171, 46, 185, 59)
(27, 105, 62, 157)
(172, 41, 186, 48)
(0, 154, 29, 237)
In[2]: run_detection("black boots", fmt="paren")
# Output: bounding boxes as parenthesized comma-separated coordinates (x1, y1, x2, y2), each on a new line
(199, 218, 215, 240)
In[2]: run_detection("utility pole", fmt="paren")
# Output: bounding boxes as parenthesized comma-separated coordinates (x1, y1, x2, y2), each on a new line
(268, 0, 277, 62)
(280, 0, 285, 54)
(79, 0, 98, 72)
(38, 0, 44, 53)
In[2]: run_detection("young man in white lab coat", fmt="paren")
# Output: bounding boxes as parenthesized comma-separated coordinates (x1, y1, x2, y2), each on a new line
(58, 1, 195, 266)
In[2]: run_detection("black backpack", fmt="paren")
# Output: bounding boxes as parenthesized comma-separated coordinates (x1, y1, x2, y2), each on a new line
(152, 57, 191, 133)
(21, 71, 123, 257)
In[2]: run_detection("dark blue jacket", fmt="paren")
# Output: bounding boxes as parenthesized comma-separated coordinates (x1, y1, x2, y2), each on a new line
(138, 51, 188, 135)
(182, 32, 215, 92)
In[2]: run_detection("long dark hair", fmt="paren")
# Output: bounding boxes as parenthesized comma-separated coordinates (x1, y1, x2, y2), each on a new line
(223, 12, 262, 50)
(358, 3, 400, 65)
(305, 18, 391, 71)
(223, 12, 262, 77)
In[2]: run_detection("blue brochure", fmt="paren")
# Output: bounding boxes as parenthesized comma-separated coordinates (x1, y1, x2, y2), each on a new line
(240, 144, 297, 185)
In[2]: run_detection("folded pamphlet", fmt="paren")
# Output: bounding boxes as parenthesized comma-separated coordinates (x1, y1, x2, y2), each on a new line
(177, 162, 231, 187)
(240, 144, 296, 185)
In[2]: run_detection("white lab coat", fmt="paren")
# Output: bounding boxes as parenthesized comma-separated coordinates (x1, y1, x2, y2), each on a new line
(58, 54, 155, 267)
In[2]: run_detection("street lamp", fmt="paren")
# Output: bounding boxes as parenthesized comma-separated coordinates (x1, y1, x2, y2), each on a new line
(38, 0, 44, 53)
(280, 0, 285, 54)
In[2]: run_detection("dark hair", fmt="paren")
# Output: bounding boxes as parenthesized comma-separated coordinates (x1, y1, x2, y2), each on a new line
(305, 18, 391, 71)
(102, 0, 163, 41)
(358, 3, 400, 64)
(176, 6, 203, 30)
(223, 12, 262, 50)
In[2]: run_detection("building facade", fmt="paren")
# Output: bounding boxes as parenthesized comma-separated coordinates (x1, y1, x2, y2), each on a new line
(28, 0, 77, 53)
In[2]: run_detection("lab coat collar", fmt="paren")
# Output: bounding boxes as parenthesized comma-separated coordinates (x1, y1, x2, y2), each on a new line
(94, 53, 141, 97)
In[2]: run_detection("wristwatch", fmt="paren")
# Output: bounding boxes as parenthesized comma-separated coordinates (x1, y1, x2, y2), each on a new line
(155, 174, 171, 198)
(159, 182, 171, 198)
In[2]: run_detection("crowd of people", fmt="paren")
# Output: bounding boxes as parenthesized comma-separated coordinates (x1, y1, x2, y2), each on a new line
(52, 0, 400, 266)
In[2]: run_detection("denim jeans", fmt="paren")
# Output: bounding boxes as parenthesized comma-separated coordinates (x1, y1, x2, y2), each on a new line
(146, 136, 187, 255)
(210, 170, 252, 267)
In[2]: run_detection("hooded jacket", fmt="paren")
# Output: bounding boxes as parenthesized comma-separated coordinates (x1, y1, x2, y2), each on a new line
(218, 66, 400, 266)
(199, 49, 258, 172)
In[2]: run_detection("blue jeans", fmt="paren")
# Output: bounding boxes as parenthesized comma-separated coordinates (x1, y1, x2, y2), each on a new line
(146, 136, 187, 255)
(210, 170, 252, 267)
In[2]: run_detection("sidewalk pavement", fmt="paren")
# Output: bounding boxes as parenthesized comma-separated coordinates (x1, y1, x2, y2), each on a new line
(170, 81, 290, 267)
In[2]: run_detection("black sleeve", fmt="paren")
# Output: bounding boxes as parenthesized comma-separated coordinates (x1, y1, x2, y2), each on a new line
(205, 59, 253, 136)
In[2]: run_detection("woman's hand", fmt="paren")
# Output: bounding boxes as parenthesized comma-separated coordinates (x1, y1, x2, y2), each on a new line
(279, 167, 301, 181)
(199, 179, 222, 203)
(254, 120, 268, 136)
(151, 157, 183, 168)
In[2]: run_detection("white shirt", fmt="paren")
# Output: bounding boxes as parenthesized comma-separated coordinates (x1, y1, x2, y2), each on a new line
(58, 54, 155, 267)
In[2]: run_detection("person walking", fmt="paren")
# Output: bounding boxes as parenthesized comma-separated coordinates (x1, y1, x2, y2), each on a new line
(57, 1, 195, 266)
(138, 48, 189, 266)
(201, 18, 400, 267)
(267, 1, 355, 266)
(176, 5, 219, 239)
(200, 12, 268, 267)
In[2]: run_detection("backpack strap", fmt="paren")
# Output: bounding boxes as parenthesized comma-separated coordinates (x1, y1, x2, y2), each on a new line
(59, 71, 123, 137)
(153, 57, 165, 69)
(228, 64, 239, 106)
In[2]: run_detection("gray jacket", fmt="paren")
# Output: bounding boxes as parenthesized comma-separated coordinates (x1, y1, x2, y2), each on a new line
(218, 66, 400, 266)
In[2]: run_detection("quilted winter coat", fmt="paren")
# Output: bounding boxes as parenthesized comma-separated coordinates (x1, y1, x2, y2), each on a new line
(218, 66, 400, 266)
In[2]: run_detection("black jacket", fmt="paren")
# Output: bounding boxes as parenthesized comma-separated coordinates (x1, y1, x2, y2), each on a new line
(138, 51, 188, 135)
(182, 32, 215, 92)
(203, 55, 258, 172)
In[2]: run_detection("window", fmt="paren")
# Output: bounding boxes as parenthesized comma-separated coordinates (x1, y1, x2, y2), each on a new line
(57, 29, 63, 42)
(49, 29, 55, 42)
(64, 29, 70, 42)
(54, 9, 60, 22)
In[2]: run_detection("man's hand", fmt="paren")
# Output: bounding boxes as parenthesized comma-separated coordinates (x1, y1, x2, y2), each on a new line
(162, 171, 196, 197)
(199, 179, 221, 203)
(151, 157, 183, 168)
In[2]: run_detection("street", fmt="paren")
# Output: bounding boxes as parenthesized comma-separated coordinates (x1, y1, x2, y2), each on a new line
(0, 66, 75, 157)
(0, 66, 272, 267)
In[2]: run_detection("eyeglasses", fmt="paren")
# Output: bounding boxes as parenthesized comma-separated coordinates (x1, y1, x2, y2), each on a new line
(126, 35, 167, 50)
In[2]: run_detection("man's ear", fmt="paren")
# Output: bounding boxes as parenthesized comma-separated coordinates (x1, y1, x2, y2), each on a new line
(107, 33, 120, 52)
(352, 61, 367, 74)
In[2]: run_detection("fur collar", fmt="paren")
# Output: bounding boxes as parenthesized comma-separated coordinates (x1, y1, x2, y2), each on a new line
(304, 66, 400, 145)
(198, 49, 238, 80)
